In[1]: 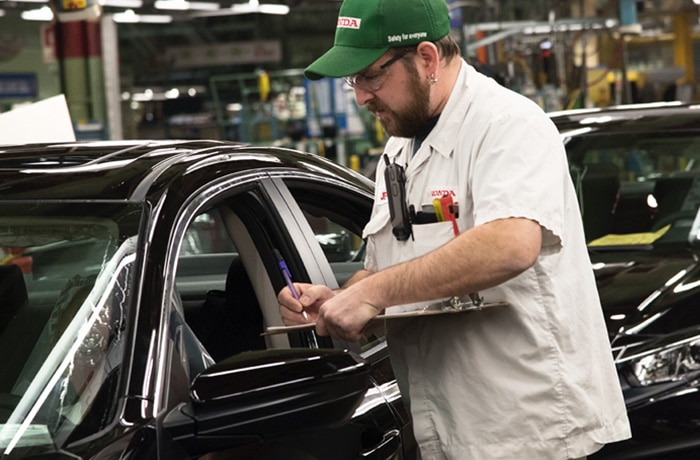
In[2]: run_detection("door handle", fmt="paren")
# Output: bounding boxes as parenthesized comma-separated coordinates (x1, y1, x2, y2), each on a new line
(358, 429, 401, 459)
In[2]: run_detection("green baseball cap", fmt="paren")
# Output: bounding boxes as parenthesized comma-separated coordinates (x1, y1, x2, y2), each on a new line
(304, 0, 451, 80)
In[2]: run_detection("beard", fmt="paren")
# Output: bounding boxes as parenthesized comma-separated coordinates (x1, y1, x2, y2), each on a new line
(367, 63, 432, 138)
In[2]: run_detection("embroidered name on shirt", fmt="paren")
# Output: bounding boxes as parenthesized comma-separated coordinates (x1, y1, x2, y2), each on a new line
(338, 17, 361, 29)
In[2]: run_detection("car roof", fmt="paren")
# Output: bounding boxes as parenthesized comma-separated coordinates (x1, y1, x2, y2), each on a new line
(549, 101, 700, 135)
(0, 140, 372, 202)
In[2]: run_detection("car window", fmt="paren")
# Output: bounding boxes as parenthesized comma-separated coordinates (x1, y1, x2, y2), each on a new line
(0, 203, 140, 452)
(172, 175, 381, 366)
(301, 208, 365, 283)
(565, 132, 700, 246)
(177, 206, 275, 362)
(175, 183, 336, 366)
(180, 209, 237, 256)
(285, 181, 385, 352)
(176, 207, 241, 321)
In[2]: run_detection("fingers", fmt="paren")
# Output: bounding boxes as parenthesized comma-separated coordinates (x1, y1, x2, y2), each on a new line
(277, 283, 333, 326)
(278, 282, 381, 341)
(315, 316, 362, 341)
(315, 292, 381, 342)
(278, 284, 308, 325)
(314, 303, 348, 339)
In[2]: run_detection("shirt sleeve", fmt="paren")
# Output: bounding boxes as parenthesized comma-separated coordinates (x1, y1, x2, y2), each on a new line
(470, 109, 570, 253)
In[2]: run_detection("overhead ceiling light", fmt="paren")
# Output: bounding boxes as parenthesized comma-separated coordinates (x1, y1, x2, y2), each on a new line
(138, 14, 173, 23)
(99, 0, 143, 7)
(112, 9, 139, 22)
(164, 88, 180, 99)
(155, 0, 219, 11)
(258, 3, 288, 14)
(21, 5, 53, 21)
(112, 9, 172, 23)
(231, 0, 289, 15)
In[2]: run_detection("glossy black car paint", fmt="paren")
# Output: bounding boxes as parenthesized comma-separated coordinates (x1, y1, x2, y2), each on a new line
(551, 104, 700, 459)
(165, 349, 373, 456)
(0, 140, 411, 459)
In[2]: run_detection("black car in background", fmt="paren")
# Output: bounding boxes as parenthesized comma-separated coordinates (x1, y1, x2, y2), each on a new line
(551, 102, 700, 459)
(0, 141, 411, 459)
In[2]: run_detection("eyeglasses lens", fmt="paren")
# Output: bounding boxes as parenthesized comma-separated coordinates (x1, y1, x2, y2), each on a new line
(343, 50, 408, 92)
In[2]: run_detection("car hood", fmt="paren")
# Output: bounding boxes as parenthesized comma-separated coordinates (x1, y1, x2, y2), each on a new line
(590, 248, 700, 342)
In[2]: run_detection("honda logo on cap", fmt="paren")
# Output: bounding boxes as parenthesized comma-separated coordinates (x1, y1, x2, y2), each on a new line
(337, 16, 361, 29)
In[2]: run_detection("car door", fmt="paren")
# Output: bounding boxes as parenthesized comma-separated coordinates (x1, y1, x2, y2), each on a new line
(267, 174, 415, 459)
(160, 166, 412, 459)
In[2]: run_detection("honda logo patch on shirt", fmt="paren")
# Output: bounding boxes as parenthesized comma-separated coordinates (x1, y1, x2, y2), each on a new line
(430, 188, 458, 199)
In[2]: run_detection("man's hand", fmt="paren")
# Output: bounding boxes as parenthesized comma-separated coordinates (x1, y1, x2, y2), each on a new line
(277, 283, 334, 325)
(315, 280, 383, 341)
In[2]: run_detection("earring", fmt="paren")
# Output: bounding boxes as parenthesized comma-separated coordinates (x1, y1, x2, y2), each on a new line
(429, 73, 438, 84)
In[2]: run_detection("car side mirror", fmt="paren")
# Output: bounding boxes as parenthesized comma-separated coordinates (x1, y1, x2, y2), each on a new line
(163, 348, 370, 456)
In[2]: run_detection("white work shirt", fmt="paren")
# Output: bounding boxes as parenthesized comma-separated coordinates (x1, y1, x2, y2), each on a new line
(363, 61, 631, 459)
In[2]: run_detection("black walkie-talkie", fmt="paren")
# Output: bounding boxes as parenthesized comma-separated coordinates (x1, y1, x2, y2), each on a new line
(383, 154, 412, 241)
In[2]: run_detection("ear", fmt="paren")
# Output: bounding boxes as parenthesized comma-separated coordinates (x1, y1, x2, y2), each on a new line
(415, 41, 440, 75)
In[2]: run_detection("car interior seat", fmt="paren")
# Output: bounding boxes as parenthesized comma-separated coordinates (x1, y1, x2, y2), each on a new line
(650, 174, 697, 229)
(579, 162, 621, 241)
(192, 257, 266, 362)
(0, 265, 27, 335)
(0, 272, 98, 395)
(0, 265, 32, 394)
(9, 274, 97, 395)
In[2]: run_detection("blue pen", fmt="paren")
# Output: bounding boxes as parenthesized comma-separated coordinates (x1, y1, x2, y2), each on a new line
(274, 249, 309, 320)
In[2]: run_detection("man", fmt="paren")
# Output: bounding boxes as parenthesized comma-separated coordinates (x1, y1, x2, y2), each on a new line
(278, 0, 631, 458)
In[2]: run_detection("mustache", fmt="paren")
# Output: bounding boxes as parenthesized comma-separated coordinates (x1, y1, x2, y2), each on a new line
(366, 101, 386, 114)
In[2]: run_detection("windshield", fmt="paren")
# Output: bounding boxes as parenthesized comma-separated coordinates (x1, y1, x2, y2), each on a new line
(564, 131, 700, 247)
(0, 202, 142, 457)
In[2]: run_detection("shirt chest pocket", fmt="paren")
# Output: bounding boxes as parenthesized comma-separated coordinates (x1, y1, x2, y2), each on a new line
(364, 203, 457, 270)
(410, 220, 456, 260)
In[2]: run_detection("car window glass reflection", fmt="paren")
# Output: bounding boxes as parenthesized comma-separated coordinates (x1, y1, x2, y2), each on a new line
(173, 182, 385, 364)
(567, 133, 700, 245)
(180, 209, 237, 256)
(177, 204, 278, 364)
(0, 227, 136, 450)
(286, 184, 384, 352)
(45, 259, 130, 441)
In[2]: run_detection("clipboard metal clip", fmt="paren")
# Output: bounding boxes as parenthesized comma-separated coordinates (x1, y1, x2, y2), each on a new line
(429, 293, 484, 312)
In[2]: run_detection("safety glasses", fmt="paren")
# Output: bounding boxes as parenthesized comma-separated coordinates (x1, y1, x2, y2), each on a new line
(343, 48, 414, 93)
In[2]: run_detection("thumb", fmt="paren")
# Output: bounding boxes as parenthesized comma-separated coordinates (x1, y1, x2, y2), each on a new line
(298, 284, 335, 308)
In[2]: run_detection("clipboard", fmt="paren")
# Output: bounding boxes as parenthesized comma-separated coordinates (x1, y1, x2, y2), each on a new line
(262, 300, 508, 336)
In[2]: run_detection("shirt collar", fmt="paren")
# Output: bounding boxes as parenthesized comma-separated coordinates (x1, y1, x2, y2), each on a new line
(382, 60, 472, 162)
(423, 59, 471, 159)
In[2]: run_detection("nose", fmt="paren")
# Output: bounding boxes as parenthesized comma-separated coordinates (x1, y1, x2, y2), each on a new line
(354, 86, 374, 106)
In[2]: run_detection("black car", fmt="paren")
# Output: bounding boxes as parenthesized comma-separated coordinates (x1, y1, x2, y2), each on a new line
(0, 140, 412, 459)
(551, 102, 700, 459)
